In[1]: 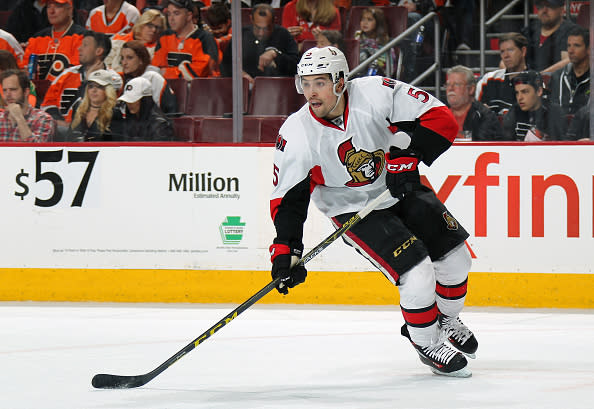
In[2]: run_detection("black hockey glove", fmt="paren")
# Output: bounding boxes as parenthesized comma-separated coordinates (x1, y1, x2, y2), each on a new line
(385, 147, 422, 200)
(270, 243, 307, 295)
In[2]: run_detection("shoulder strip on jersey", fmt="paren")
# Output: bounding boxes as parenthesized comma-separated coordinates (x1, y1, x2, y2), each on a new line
(403, 106, 457, 166)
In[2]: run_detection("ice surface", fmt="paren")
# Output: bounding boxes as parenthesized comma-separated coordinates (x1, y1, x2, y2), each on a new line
(1, 303, 593, 409)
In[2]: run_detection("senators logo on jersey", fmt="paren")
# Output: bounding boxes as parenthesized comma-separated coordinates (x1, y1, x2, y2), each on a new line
(337, 138, 385, 187)
(442, 211, 459, 230)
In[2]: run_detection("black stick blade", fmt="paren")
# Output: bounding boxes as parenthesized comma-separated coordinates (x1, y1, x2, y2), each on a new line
(92, 373, 150, 389)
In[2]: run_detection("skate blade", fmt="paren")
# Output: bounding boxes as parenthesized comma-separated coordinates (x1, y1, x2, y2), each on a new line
(430, 367, 472, 378)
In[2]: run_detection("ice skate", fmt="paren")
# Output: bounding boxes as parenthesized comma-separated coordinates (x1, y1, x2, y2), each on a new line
(438, 314, 478, 359)
(401, 324, 471, 378)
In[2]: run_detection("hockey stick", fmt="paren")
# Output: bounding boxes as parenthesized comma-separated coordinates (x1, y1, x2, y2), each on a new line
(92, 189, 392, 389)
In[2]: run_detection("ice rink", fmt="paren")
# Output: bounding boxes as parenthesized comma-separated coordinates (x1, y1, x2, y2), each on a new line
(1, 302, 593, 409)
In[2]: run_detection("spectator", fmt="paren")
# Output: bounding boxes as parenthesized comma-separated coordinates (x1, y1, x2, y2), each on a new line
(86, 0, 140, 36)
(0, 51, 41, 108)
(120, 40, 178, 114)
(354, 7, 396, 78)
(549, 26, 590, 115)
(0, 69, 55, 142)
(68, 69, 119, 141)
(522, 0, 577, 73)
(315, 30, 345, 52)
(220, 3, 298, 86)
(503, 70, 567, 141)
(6, 0, 50, 45)
(152, 0, 219, 80)
(445, 65, 506, 141)
(0, 30, 24, 62)
(113, 77, 174, 141)
(204, 1, 232, 64)
(566, 100, 590, 141)
(42, 31, 121, 128)
(20, 0, 86, 82)
(281, 0, 341, 51)
(106, 8, 166, 71)
(476, 32, 529, 116)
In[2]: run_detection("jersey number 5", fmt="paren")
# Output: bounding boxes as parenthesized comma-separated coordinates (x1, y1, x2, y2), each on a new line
(407, 87, 429, 103)
(273, 164, 279, 186)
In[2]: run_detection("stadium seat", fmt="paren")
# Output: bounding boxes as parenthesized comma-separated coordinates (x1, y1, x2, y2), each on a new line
(259, 116, 287, 143)
(167, 78, 189, 113)
(345, 6, 408, 39)
(249, 77, 305, 116)
(186, 77, 249, 116)
(172, 116, 195, 142)
(32, 79, 52, 107)
(195, 117, 261, 143)
(301, 39, 360, 72)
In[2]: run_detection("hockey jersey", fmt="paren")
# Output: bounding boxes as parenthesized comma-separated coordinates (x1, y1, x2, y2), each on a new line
(42, 65, 122, 122)
(0, 29, 24, 61)
(85, 2, 140, 36)
(19, 24, 86, 82)
(271, 77, 456, 245)
(475, 68, 516, 116)
(152, 28, 219, 80)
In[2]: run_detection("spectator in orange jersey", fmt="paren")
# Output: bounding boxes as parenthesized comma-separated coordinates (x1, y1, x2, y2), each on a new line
(204, 1, 232, 64)
(86, 0, 141, 36)
(0, 30, 24, 62)
(20, 0, 86, 82)
(106, 8, 167, 71)
(120, 40, 178, 114)
(41, 31, 122, 130)
(152, 0, 218, 80)
(0, 69, 55, 142)
(281, 0, 341, 51)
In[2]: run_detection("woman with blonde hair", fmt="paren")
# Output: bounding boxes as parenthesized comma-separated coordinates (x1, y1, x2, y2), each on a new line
(68, 69, 120, 141)
(282, 0, 341, 50)
(106, 8, 166, 71)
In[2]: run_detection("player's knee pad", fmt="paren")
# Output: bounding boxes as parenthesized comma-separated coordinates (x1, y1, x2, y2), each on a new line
(398, 256, 436, 310)
(433, 243, 471, 285)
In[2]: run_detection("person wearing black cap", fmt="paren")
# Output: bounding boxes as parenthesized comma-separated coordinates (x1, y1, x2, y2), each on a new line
(502, 70, 567, 141)
(521, 0, 578, 74)
(152, 0, 218, 80)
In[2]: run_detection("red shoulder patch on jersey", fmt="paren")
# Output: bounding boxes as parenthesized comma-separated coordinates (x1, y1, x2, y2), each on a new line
(382, 78, 396, 89)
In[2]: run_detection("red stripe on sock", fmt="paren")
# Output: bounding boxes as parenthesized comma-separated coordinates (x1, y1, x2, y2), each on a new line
(436, 279, 468, 299)
(401, 303, 438, 327)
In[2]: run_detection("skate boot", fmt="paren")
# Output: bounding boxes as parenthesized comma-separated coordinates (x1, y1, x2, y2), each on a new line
(401, 324, 471, 378)
(438, 314, 478, 359)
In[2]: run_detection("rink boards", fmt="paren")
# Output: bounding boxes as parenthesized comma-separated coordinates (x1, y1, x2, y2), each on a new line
(0, 142, 592, 308)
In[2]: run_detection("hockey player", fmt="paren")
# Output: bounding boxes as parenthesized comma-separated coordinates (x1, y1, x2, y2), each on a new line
(269, 46, 478, 377)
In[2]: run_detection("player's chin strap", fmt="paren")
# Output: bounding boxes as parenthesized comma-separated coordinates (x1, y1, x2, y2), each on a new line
(325, 82, 346, 119)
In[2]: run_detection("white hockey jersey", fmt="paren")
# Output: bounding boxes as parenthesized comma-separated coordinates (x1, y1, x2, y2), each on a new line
(271, 76, 456, 227)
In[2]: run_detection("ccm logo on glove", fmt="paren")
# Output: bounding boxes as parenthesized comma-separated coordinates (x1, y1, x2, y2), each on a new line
(386, 157, 419, 173)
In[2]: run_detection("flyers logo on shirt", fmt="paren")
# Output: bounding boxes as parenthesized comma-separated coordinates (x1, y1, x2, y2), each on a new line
(337, 138, 385, 187)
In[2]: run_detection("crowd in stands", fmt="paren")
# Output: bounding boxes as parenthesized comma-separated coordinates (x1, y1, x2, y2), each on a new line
(0, 0, 590, 142)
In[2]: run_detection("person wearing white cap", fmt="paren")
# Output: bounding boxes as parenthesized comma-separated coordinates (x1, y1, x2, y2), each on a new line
(113, 76, 173, 141)
(68, 69, 120, 141)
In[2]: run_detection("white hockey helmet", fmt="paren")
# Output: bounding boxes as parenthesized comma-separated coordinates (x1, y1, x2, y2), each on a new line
(295, 46, 349, 96)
